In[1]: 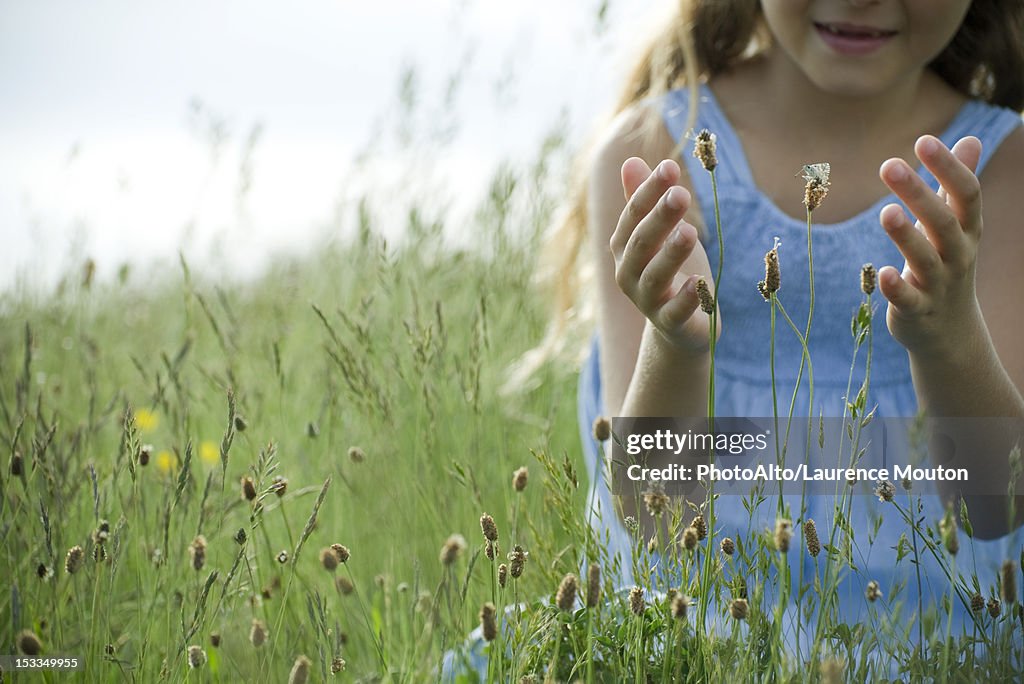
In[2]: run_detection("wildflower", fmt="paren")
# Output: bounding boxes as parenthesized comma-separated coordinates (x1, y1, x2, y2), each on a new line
(65, 545, 85, 574)
(480, 602, 498, 641)
(498, 563, 508, 588)
(682, 526, 698, 551)
(480, 514, 499, 543)
(512, 466, 529, 492)
(720, 537, 735, 556)
(586, 563, 601, 608)
(234, 415, 248, 432)
(860, 263, 877, 295)
(10, 450, 23, 476)
(250, 619, 268, 647)
(270, 475, 288, 497)
(240, 476, 257, 501)
(971, 593, 985, 613)
(199, 440, 219, 467)
(695, 277, 715, 315)
(671, 595, 690, 620)
(988, 597, 1001, 618)
(93, 544, 107, 563)
(17, 629, 42, 655)
(774, 519, 792, 553)
(757, 241, 781, 301)
(730, 598, 749, 620)
(136, 408, 159, 432)
(331, 657, 346, 674)
(508, 545, 528, 578)
(485, 540, 496, 561)
(234, 528, 247, 545)
(693, 129, 718, 172)
(804, 519, 821, 557)
(348, 446, 365, 463)
(336, 576, 355, 595)
(1001, 560, 1018, 606)
(592, 417, 612, 442)
(866, 580, 883, 602)
(691, 514, 707, 541)
(556, 574, 578, 611)
(189, 535, 207, 571)
(874, 480, 896, 503)
(624, 516, 640, 535)
(320, 547, 339, 571)
(92, 519, 111, 545)
(187, 645, 207, 669)
(36, 563, 54, 581)
(210, 632, 221, 648)
(801, 162, 831, 212)
(288, 655, 311, 684)
(277, 550, 289, 564)
(439, 534, 467, 565)
(629, 586, 645, 616)
(643, 482, 670, 517)
(138, 444, 152, 466)
(155, 450, 177, 474)
(330, 544, 350, 564)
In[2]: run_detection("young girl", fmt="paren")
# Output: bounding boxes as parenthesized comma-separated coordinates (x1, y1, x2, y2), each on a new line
(541, 0, 1024, 665)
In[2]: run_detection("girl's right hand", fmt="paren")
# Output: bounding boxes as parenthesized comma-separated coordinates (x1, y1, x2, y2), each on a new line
(610, 157, 716, 354)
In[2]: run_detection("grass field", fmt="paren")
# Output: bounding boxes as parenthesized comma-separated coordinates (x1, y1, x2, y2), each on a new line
(2, 143, 1023, 682)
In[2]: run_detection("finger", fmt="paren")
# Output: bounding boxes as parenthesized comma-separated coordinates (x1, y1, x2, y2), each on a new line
(878, 265, 927, 314)
(634, 221, 698, 310)
(617, 184, 692, 294)
(611, 158, 681, 256)
(879, 157, 965, 261)
(657, 274, 703, 332)
(879, 203, 942, 284)
(915, 135, 982, 238)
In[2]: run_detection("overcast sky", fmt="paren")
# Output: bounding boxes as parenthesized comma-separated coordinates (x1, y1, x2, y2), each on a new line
(0, 0, 663, 292)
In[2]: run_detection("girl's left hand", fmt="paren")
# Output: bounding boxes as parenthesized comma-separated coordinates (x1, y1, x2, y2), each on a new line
(877, 135, 985, 356)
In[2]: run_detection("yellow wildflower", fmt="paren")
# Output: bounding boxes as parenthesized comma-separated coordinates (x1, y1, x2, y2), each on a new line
(136, 408, 159, 432)
(200, 440, 219, 468)
(156, 450, 178, 474)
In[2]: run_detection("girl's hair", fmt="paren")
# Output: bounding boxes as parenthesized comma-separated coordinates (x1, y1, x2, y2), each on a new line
(503, 0, 1024, 394)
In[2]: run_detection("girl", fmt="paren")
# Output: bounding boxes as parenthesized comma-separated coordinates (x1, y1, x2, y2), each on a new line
(526, 0, 1024, 668)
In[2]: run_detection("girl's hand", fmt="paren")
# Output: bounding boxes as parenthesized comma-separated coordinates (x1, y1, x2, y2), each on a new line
(878, 135, 985, 356)
(610, 157, 715, 354)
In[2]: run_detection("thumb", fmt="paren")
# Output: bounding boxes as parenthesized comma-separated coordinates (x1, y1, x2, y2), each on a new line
(621, 157, 652, 201)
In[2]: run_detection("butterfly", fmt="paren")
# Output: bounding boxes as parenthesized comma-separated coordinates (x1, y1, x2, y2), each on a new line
(798, 162, 831, 185)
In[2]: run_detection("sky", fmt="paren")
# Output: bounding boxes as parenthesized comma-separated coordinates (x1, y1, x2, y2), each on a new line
(0, 0, 664, 292)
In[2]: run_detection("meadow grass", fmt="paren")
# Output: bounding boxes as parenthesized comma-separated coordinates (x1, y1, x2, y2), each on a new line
(2, 139, 1023, 682)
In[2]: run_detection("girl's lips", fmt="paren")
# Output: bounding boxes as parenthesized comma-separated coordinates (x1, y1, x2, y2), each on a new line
(813, 21, 898, 56)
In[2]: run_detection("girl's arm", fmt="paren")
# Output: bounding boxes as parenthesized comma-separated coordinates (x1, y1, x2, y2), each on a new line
(588, 106, 714, 420)
(878, 131, 1024, 538)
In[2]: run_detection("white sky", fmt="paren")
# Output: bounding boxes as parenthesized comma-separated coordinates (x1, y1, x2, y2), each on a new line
(0, 0, 664, 292)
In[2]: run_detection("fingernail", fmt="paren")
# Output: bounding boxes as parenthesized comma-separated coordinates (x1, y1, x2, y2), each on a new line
(665, 187, 682, 210)
(919, 136, 938, 156)
(887, 162, 908, 182)
(656, 160, 672, 181)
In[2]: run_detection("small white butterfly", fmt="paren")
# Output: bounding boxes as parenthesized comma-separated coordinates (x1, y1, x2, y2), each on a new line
(798, 162, 831, 184)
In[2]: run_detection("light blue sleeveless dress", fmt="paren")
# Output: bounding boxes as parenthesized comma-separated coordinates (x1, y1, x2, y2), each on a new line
(578, 83, 1023, 656)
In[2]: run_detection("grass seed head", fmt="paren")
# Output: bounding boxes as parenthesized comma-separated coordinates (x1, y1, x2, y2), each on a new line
(336, 576, 354, 595)
(189, 535, 207, 571)
(348, 446, 365, 463)
(508, 545, 528, 578)
(65, 545, 85, 575)
(10, 450, 23, 476)
(320, 547, 339, 571)
(210, 632, 221, 648)
(480, 514, 499, 543)
(692, 514, 707, 541)
(801, 163, 831, 212)
(36, 563, 54, 581)
(139, 444, 152, 467)
(187, 645, 207, 669)
(682, 526, 699, 551)
(804, 519, 821, 557)
(821, 658, 845, 684)
(270, 475, 288, 497)
(250, 619, 267, 647)
(971, 593, 986, 613)
(774, 519, 792, 553)
(512, 466, 529, 492)
(629, 585, 645, 616)
(730, 598, 749, 620)
(644, 482, 670, 517)
(277, 550, 289, 564)
(874, 480, 896, 503)
(988, 597, 1002, 618)
(624, 516, 639, 535)
(556, 574, 578, 611)
(331, 657, 346, 674)
(234, 528, 247, 545)
(240, 476, 257, 501)
(671, 595, 690, 620)
(480, 602, 498, 641)
(693, 129, 718, 171)
(587, 563, 601, 608)
(234, 414, 248, 431)
(439, 534, 467, 565)
(288, 655, 312, 684)
(17, 629, 42, 655)
(592, 416, 611, 442)
(695, 277, 715, 315)
(498, 563, 508, 588)
(940, 513, 959, 556)
(866, 580, 883, 602)
(330, 544, 350, 564)
(1001, 560, 1018, 606)
(721, 537, 735, 556)
(758, 245, 781, 300)
(93, 544, 107, 563)
(860, 263, 877, 295)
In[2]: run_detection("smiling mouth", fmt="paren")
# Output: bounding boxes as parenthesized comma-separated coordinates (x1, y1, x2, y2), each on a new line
(813, 22, 898, 40)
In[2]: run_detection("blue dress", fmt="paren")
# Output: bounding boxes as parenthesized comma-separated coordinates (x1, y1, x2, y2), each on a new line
(578, 83, 1023, 655)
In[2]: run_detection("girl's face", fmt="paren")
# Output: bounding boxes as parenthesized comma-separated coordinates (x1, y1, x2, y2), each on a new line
(759, 0, 971, 97)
